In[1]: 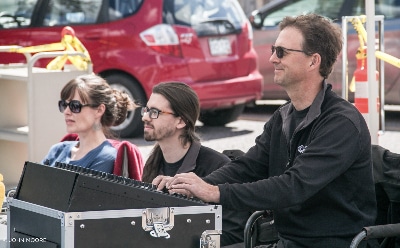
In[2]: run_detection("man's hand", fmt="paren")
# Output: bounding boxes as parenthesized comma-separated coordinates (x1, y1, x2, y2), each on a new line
(166, 172, 220, 203)
(152, 175, 173, 191)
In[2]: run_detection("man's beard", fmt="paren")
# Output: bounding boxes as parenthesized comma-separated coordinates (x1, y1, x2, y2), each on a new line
(144, 130, 155, 141)
(143, 124, 174, 142)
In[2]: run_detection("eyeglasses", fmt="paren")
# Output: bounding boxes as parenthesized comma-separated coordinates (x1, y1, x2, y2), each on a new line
(141, 106, 176, 119)
(58, 100, 98, 113)
(271, 45, 309, 59)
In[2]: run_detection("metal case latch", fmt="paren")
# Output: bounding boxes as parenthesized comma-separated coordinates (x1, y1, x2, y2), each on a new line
(200, 230, 221, 248)
(142, 207, 174, 239)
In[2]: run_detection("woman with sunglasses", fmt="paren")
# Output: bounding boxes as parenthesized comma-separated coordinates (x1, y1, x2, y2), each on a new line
(42, 74, 136, 173)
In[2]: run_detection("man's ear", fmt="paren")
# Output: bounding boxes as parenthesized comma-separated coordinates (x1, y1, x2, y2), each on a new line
(310, 53, 321, 67)
(176, 117, 187, 129)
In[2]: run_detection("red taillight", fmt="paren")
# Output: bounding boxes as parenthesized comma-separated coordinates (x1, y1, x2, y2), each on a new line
(148, 45, 182, 57)
(243, 20, 253, 52)
(140, 24, 182, 57)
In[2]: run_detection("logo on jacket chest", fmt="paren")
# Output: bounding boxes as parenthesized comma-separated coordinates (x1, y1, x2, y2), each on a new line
(297, 145, 307, 154)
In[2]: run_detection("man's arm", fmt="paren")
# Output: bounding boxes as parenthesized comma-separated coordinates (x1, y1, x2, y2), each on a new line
(165, 120, 273, 203)
(169, 114, 366, 212)
(203, 121, 273, 185)
(216, 115, 366, 211)
(167, 172, 221, 203)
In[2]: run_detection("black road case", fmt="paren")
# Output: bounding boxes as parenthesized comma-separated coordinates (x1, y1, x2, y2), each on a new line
(7, 161, 222, 247)
(8, 199, 222, 248)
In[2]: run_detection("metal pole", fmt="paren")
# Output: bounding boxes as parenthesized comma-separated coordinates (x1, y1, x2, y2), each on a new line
(378, 18, 385, 132)
(342, 18, 348, 101)
(341, 14, 385, 142)
(366, 0, 379, 144)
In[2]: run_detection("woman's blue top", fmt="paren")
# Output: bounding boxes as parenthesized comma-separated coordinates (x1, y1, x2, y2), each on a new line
(41, 140, 116, 173)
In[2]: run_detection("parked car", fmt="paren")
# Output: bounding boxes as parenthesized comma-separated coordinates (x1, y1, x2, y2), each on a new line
(249, 0, 400, 104)
(0, 0, 263, 137)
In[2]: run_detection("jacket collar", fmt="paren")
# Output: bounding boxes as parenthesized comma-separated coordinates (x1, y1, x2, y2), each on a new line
(280, 80, 329, 129)
(175, 141, 201, 174)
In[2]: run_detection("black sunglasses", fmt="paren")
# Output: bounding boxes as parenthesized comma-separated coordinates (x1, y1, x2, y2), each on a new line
(271, 45, 309, 59)
(58, 100, 98, 113)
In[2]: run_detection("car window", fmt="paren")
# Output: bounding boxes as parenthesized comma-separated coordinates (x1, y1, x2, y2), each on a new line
(0, 0, 37, 29)
(108, 0, 143, 21)
(43, 0, 103, 26)
(337, 0, 400, 19)
(261, 0, 400, 28)
(163, 0, 245, 27)
(377, 0, 400, 19)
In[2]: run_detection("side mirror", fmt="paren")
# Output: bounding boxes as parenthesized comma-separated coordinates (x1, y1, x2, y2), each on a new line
(249, 11, 263, 29)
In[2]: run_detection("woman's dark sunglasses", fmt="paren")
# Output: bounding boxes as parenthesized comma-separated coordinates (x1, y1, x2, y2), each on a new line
(271, 45, 309, 59)
(58, 100, 98, 113)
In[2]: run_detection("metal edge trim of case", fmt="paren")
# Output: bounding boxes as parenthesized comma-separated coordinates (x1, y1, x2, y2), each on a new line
(8, 199, 63, 219)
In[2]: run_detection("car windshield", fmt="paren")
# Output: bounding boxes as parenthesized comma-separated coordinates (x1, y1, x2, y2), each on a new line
(163, 0, 246, 27)
(261, 0, 400, 27)
(262, 0, 345, 27)
(378, 0, 400, 19)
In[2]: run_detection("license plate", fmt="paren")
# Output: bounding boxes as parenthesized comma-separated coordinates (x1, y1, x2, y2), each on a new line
(209, 37, 232, 56)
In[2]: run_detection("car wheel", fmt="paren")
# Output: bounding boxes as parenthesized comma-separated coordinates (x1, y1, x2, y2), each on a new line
(103, 73, 146, 138)
(200, 104, 245, 126)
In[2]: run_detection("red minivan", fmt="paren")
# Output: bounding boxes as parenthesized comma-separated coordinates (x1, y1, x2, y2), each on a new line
(0, 0, 263, 137)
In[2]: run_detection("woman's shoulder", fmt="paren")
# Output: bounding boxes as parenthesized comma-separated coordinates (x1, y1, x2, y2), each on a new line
(97, 140, 118, 155)
(102, 140, 118, 150)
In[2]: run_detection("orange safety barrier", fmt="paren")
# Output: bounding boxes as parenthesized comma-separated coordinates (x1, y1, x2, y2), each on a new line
(353, 46, 379, 119)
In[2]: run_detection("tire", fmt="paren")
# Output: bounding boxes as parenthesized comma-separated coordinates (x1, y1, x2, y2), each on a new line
(199, 104, 245, 126)
(103, 73, 146, 138)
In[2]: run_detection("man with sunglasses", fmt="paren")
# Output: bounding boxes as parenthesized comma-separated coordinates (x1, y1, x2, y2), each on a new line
(42, 74, 136, 173)
(165, 14, 377, 247)
(141, 82, 251, 248)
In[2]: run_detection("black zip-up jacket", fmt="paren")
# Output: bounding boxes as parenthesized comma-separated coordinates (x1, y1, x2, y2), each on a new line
(204, 82, 377, 246)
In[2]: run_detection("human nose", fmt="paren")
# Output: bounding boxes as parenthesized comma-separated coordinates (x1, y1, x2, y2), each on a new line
(63, 104, 72, 115)
(141, 110, 151, 122)
(269, 50, 279, 63)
